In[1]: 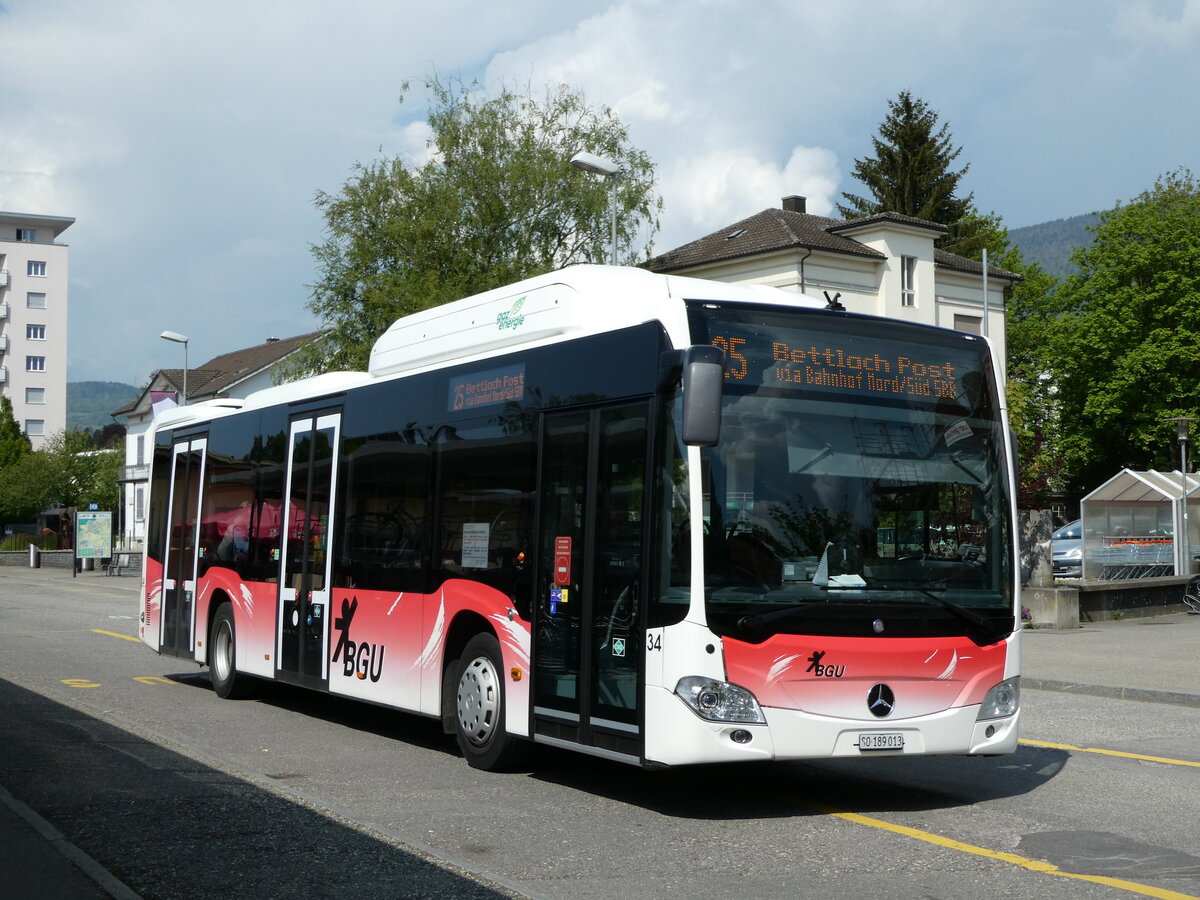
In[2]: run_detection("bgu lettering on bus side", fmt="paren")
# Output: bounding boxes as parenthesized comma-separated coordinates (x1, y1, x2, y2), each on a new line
(332, 596, 386, 683)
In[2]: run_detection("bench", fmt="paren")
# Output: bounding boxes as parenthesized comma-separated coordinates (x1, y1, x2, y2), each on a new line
(104, 553, 132, 576)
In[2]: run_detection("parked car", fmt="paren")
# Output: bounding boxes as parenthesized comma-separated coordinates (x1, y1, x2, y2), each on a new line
(1051, 519, 1083, 578)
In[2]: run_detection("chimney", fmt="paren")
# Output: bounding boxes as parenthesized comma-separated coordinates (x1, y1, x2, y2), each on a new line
(782, 195, 806, 214)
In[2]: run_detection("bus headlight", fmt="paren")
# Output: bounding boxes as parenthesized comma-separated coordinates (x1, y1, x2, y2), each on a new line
(978, 676, 1020, 720)
(675, 677, 766, 724)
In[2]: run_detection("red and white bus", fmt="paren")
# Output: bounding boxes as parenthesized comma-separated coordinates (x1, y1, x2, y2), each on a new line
(140, 265, 1020, 770)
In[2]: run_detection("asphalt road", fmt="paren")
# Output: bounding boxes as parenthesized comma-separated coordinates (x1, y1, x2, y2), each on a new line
(1, 568, 1198, 899)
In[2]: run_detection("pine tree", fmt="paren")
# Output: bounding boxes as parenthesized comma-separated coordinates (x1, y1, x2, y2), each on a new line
(837, 91, 992, 257)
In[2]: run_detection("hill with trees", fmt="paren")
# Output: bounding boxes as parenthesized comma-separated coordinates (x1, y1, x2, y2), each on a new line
(68, 381, 139, 431)
(1008, 212, 1100, 279)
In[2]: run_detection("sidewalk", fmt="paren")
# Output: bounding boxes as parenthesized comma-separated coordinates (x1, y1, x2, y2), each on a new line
(1020, 611, 1200, 707)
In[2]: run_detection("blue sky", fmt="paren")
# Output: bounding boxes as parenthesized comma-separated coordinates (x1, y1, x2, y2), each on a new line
(2, 0, 1198, 385)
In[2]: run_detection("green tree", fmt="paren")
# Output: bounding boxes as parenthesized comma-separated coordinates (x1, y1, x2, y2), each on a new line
(837, 91, 1001, 258)
(299, 77, 662, 373)
(1046, 168, 1200, 495)
(999, 252, 1065, 506)
(0, 430, 121, 523)
(0, 396, 31, 469)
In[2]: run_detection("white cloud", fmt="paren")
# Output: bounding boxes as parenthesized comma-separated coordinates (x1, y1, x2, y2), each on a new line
(660, 146, 841, 249)
(1113, 0, 1200, 48)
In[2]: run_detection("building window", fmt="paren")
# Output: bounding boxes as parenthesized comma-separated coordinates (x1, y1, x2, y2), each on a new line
(27, 261, 46, 277)
(25, 387, 45, 405)
(16, 228, 35, 242)
(26, 324, 45, 341)
(136, 434, 145, 466)
(25, 419, 45, 437)
(900, 256, 917, 308)
(135, 486, 145, 522)
(27, 292, 46, 309)
(26, 356, 45, 372)
(953, 314, 982, 335)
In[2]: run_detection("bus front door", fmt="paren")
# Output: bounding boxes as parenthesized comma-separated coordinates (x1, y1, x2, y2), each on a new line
(160, 437, 207, 659)
(275, 413, 342, 689)
(533, 402, 649, 762)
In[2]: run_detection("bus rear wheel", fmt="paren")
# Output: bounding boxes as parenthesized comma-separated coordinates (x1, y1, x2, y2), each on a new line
(452, 633, 529, 771)
(210, 602, 250, 699)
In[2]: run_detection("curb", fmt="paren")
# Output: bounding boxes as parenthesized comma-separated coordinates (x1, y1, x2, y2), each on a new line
(0, 782, 142, 900)
(1024, 677, 1200, 709)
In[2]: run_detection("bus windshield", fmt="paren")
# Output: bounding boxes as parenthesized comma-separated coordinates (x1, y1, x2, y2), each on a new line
(687, 303, 1015, 643)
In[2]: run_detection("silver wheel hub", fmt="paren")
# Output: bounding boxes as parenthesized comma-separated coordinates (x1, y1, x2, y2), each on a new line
(456, 655, 500, 746)
(214, 621, 233, 681)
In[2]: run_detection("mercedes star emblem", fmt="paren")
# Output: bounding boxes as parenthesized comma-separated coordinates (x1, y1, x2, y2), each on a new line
(867, 683, 896, 718)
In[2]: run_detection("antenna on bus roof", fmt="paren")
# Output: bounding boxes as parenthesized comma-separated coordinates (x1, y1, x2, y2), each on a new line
(823, 291, 845, 311)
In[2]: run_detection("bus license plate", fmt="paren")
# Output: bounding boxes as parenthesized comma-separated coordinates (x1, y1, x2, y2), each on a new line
(859, 732, 904, 751)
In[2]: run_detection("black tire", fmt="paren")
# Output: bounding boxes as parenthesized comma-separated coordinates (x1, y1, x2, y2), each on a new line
(452, 633, 530, 771)
(209, 602, 250, 699)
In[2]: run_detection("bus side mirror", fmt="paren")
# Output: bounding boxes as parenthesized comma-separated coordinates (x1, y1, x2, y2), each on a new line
(681, 345, 724, 447)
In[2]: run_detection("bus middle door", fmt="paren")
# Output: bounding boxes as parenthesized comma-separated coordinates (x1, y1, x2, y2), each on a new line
(276, 413, 342, 689)
(533, 402, 649, 762)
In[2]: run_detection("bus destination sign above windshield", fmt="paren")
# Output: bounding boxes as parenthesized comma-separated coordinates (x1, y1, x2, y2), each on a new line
(711, 334, 961, 401)
(448, 363, 526, 412)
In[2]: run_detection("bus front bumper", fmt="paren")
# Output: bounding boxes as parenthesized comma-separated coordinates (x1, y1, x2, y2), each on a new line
(644, 685, 1020, 766)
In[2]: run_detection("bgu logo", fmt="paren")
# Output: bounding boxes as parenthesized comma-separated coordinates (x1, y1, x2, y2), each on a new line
(332, 596, 385, 683)
(806, 649, 845, 678)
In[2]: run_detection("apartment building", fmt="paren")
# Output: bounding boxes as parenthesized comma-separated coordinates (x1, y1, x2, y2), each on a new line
(0, 211, 74, 449)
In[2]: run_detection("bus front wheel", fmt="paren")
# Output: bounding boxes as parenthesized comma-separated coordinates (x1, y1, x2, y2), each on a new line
(452, 633, 529, 771)
(210, 602, 249, 699)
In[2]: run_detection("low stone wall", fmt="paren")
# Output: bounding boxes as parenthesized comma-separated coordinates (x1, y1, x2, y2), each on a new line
(0, 550, 143, 571)
(1023, 576, 1191, 628)
(1075, 575, 1191, 622)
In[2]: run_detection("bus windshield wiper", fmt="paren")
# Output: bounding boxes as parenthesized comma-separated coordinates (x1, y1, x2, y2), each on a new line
(864, 582, 1008, 645)
(735, 584, 1008, 646)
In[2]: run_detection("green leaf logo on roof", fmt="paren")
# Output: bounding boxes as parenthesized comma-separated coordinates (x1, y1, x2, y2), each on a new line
(497, 296, 527, 331)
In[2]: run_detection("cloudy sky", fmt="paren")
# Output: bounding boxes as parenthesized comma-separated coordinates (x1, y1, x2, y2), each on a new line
(3, 0, 1198, 386)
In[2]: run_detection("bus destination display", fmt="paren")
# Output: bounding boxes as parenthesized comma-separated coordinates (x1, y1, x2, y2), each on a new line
(448, 363, 526, 412)
(711, 332, 963, 401)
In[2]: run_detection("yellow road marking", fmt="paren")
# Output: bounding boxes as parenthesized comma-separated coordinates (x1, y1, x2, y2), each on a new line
(91, 629, 140, 642)
(1022, 738, 1200, 769)
(61, 679, 101, 688)
(817, 805, 1199, 899)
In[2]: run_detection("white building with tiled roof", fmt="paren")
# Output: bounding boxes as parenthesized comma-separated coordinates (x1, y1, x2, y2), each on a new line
(647, 196, 1017, 377)
(111, 330, 324, 549)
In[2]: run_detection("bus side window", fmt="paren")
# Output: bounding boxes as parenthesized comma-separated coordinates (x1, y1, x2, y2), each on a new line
(336, 434, 430, 592)
(434, 423, 535, 615)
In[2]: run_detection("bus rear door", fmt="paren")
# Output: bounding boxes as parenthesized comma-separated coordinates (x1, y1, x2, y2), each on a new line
(533, 401, 650, 762)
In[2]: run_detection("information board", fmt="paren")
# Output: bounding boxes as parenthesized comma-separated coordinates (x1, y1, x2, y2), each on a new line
(75, 511, 113, 560)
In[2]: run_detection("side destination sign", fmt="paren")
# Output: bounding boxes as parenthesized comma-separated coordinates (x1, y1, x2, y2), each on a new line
(448, 363, 526, 412)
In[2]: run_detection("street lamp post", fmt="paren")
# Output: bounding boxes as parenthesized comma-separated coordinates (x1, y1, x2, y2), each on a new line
(570, 150, 622, 265)
(1165, 417, 1195, 576)
(160, 330, 189, 406)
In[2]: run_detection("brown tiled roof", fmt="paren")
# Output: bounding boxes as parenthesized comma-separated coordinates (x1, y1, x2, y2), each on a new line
(647, 208, 885, 273)
(112, 330, 325, 417)
(933, 248, 1021, 281)
(829, 211, 947, 235)
(648, 206, 1019, 282)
